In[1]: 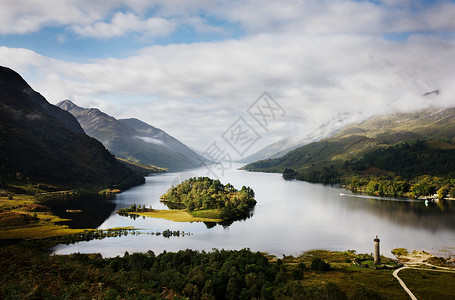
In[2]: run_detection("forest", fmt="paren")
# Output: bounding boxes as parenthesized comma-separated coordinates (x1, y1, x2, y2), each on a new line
(347, 175, 455, 198)
(1, 244, 392, 300)
(281, 140, 455, 198)
(160, 177, 256, 221)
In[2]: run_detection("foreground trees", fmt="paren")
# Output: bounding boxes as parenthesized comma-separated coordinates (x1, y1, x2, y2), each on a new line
(0, 246, 347, 300)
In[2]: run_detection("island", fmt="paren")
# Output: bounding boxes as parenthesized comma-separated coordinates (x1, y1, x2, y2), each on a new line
(160, 177, 256, 221)
(117, 177, 256, 223)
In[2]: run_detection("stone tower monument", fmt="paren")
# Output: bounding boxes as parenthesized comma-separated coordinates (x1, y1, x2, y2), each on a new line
(374, 235, 380, 265)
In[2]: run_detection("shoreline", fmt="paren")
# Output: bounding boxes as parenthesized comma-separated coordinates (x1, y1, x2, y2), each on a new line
(118, 209, 223, 223)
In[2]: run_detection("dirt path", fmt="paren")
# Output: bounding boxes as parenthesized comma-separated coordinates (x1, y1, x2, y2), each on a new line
(393, 251, 455, 299)
(393, 267, 418, 300)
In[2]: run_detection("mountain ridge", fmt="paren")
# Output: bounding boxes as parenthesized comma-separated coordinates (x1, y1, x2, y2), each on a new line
(240, 111, 361, 163)
(0, 66, 144, 191)
(57, 100, 205, 171)
(243, 106, 455, 184)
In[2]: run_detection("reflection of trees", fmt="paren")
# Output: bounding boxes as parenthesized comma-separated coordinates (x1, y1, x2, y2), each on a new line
(44, 194, 116, 229)
(118, 213, 144, 220)
(204, 207, 255, 229)
(342, 195, 455, 231)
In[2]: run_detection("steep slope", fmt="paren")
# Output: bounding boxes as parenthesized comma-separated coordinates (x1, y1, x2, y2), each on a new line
(120, 118, 204, 163)
(57, 100, 204, 171)
(0, 66, 144, 191)
(243, 107, 455, 183)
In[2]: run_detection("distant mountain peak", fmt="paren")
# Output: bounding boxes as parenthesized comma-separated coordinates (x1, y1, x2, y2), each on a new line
(58, 102, 206, 170)
(56, 99, 79, 110)
(423, 89, 440, 97)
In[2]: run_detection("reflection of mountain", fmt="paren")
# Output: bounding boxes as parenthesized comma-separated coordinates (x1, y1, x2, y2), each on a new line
(342, 194, 455, 231)
(44, 194, 116, 229)
(58, 100, 205, 171)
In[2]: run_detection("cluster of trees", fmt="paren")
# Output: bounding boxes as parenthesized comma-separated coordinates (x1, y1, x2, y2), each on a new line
(117, 203, 153, 214)
(350, 140, 455, 179)
(160, 177, 256, 220)
(348, 175, 455, 198)
(1, 246, 349, 300)
(280, 139, 455, 191)
(283, 168, 340, 183)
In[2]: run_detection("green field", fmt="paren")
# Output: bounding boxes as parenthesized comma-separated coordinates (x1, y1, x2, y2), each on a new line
(399, 268, 455, 299)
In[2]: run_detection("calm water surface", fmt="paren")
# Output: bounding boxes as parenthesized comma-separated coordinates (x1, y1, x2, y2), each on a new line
(52, 164, 455, 257)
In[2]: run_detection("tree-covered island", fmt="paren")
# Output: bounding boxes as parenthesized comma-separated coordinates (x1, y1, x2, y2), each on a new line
(160, 177, 256, 221)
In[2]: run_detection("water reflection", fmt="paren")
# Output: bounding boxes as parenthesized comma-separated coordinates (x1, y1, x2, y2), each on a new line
(42, 193, 116, 229)
(340, 193, 455, 231)
(117, 208, 255, 229)
(52, 165, 455, 257)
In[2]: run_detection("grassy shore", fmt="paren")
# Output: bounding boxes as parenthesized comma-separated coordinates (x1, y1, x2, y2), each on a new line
(121, 209, 223, 222)
(0, 195, 86, 240)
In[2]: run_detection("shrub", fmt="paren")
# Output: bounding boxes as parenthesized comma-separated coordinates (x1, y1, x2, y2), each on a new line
(311, 257, 331, 271)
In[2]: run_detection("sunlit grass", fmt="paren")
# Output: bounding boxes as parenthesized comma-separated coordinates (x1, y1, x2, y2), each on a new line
(189, 209, 222, 220)
(0, 195, 35, 210)
(289, 250, 409, 299)
(0, 224, 85, 239)
(131, 209, 222, 222)
(0, 195, 84, 240)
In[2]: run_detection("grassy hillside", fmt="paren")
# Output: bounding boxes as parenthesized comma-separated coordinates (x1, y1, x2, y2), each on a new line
(116, 157, 166, 176)
(243, 107, 455, 195)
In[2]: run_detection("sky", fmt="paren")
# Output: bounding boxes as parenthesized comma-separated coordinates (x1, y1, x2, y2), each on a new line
(1, 0, 455, 159)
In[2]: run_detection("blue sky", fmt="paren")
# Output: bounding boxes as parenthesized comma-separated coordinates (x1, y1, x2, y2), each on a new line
(1, 0, 455, 156)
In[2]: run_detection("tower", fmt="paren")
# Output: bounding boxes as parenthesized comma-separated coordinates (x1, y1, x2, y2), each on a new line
(374, 235, 380, 265)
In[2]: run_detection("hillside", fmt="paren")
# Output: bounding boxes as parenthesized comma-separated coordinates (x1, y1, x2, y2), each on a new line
(240, 111, 359, 163)
(0, 66, 144, 191)
(57, 100, 205, 171)
(243, 107, 455, 185)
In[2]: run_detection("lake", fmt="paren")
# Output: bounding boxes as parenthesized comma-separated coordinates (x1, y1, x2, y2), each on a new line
(52, 164, 455, 258)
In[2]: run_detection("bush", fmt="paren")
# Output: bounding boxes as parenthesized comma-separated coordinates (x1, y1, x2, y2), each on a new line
(311, 257, 331, 271)
(391, 248, 409, 256)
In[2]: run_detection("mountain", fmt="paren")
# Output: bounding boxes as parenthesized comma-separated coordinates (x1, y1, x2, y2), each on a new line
(0, 66, 144, 191)
(240, 111, 360, 163)
(57, 100, 205, 171)
(239, 137, 302, 163)
(243, 107, 455, 183)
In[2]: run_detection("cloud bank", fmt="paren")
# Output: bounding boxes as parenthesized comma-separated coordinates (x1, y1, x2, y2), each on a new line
(1, 0, 455, 156)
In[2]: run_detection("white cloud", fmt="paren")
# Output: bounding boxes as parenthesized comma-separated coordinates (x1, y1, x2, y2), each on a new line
(72, 12, 176, 39)
(1, 0, 455, 154)
(1, 0, 455, 38)
(2, 27, 455, 153)
(0, 0, 100, 34)
(136, 136, 165, 146)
